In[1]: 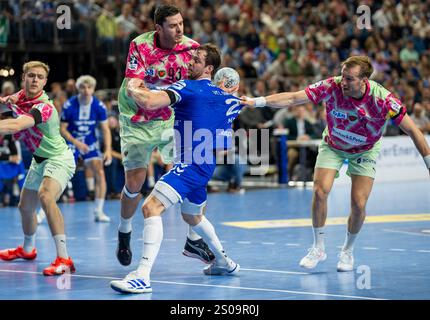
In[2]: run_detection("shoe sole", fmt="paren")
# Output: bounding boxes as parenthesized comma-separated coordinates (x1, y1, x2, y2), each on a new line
(182, 250, 213, 264)
(110, 283, 152, 294)
(204, 263, 240, 276)
(337, 265, 354, 272)
(43, 267, 76, 276)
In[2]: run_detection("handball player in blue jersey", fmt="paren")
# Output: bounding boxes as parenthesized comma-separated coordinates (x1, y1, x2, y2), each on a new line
(110, 44, 242, 294)
(59, 75, 112, 222)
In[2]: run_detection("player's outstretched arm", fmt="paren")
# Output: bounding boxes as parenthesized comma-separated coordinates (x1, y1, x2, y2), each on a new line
(127, 78, 171, 110)
(399, 114, 430, 175)
(240, 90, 310, 108)
(0, 114, 35, 134)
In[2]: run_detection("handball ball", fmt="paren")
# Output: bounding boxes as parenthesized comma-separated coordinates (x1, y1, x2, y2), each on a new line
(214, 67, 240, 88)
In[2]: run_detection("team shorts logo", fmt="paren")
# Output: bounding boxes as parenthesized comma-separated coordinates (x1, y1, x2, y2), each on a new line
(356, 157, 376, 165)
(128, 55, 138, 71)
(331, 110, 347, 119)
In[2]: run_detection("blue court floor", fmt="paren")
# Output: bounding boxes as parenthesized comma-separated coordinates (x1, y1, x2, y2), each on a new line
(0, 180, 429, 300)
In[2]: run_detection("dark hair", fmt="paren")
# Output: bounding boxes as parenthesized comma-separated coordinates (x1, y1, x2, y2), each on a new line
(154, 5, 181, 26)
(199, 43, 221, 76)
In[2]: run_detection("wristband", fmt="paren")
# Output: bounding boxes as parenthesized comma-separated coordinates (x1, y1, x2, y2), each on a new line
(424, 154, 430, 169)
(253, 97, 267, 108)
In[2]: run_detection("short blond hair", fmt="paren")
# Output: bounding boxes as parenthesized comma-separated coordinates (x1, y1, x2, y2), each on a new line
(341, 56, 373, 78)
(23, 61, 50, 76)
(76, 75, 97, 89)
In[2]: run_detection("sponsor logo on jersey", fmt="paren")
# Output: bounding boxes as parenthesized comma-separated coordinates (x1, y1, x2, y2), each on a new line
(332, 127, 367, 146)
(145, 68, 155, 77)
(158, 70, 166, 78)
(331, 110, 347, 119)
(128, 55, 138, 71)
(309, 80, 324, 89)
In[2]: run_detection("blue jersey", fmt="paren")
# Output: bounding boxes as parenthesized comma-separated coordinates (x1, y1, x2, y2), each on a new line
(168, 79, 243, 176)
(61, 95, 107, 151)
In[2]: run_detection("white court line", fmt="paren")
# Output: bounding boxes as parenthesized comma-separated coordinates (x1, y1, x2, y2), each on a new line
(286, 243, 300, 246)
(382, 229, 430, 237)
(261, 242, 276, 245)
(240, 268, 310, 275)
(237, 241, 252, 244)
(389, 248, 406, 252)
(163, 238, 177, 242)
(363, 247, 379, 250)
(86, 237, 100, 241)
(0, 269, 385, 300)
(417, 250, 430, 253)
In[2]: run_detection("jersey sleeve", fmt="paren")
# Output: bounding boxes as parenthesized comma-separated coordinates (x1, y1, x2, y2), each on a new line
(166, 80, 192, 107)
(97, 101, 108, 122)
(124, 40, 146, 80)
(32, 103, 53, 123)
(305, 77, 334, 105)
(385, 94, 407, 126)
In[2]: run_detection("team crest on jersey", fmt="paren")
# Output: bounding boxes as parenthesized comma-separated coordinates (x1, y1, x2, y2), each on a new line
(145, 68, 155, 77)
(128, 55, 138, 70)
(158, 70, 166, 78)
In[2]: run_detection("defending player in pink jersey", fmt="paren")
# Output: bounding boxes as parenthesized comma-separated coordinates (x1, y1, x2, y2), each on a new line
(242, 56, 430, 272)
(0, 61, 76, 276)
(116, 5, 215, 269)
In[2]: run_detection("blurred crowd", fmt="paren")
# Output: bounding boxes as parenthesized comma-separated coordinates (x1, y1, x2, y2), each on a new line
(1, 0, 430, 204)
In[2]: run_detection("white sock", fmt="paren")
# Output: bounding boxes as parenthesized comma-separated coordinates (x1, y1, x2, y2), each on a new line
(53, 234, 68, 259)
(342, 231, 358, 252)
(86, 177, 95, 192)
(137, 216, 163, 277)
(187, 225, 202, 241)
(191, 216, 226, 261)
(118, 216, 133, 233)
(313, 227, 325, 251)
(94, 198, 104, 213)
(23, 233, 36, 252)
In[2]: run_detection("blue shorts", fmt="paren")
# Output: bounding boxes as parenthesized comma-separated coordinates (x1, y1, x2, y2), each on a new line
(158, 163, 215, 205)
(69, 143, 102, 163)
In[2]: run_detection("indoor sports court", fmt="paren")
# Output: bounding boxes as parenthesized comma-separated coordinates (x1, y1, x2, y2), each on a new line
(0, 179, 429, 300)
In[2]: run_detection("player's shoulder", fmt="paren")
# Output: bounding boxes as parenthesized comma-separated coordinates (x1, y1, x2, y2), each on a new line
(368, 79, 391, 100)
(180, 36, 200, 50)
(132, 31, 156, 46)
(63, 96, 78, 110)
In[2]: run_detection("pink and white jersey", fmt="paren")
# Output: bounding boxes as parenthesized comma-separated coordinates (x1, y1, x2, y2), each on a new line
(118, 31, 199, 123)
(7, 90, 68, 158)
(305, 76, 407, 153)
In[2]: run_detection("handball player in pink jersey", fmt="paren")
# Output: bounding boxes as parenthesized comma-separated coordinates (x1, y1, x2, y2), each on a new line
(116, 5, 215, 268)
(242, 56, 430, 271)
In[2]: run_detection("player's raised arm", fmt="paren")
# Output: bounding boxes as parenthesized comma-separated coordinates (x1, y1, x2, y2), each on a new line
(0, 112, 36, 134)
(240, 90, 310, 109)
(127, 78, 173, 110)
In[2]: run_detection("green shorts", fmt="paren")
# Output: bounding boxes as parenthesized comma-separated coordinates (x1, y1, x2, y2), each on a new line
(23, 148, 76, 192)
(119, 113, 174, 171)
(315, 139, 381, 178)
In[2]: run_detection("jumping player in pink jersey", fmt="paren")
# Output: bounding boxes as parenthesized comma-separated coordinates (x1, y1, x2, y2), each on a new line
(242, 56, 430, 272)
(116, 5, 215, 268)
(0, 61, 76, 275)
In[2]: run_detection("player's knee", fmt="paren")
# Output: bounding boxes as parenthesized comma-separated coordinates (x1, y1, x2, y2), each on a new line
(142, 197, 163, 218)
(181, 213, 202, 226)
(18, 200, 31, 213)
(351, 197, 367, 214)
(125, 179, 143, 193)
(38, 188, 54, 206)
(313, 183, 330, 202)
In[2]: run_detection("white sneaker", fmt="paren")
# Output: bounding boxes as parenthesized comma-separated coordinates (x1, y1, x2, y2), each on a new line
(203, 256, 240, 276)
(299, 246, 327, 269)
(337, 250, 354, 272)
(94, 210, 110, 223)
(110, 270, 152, 294)
(36, 209, 46, 224)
